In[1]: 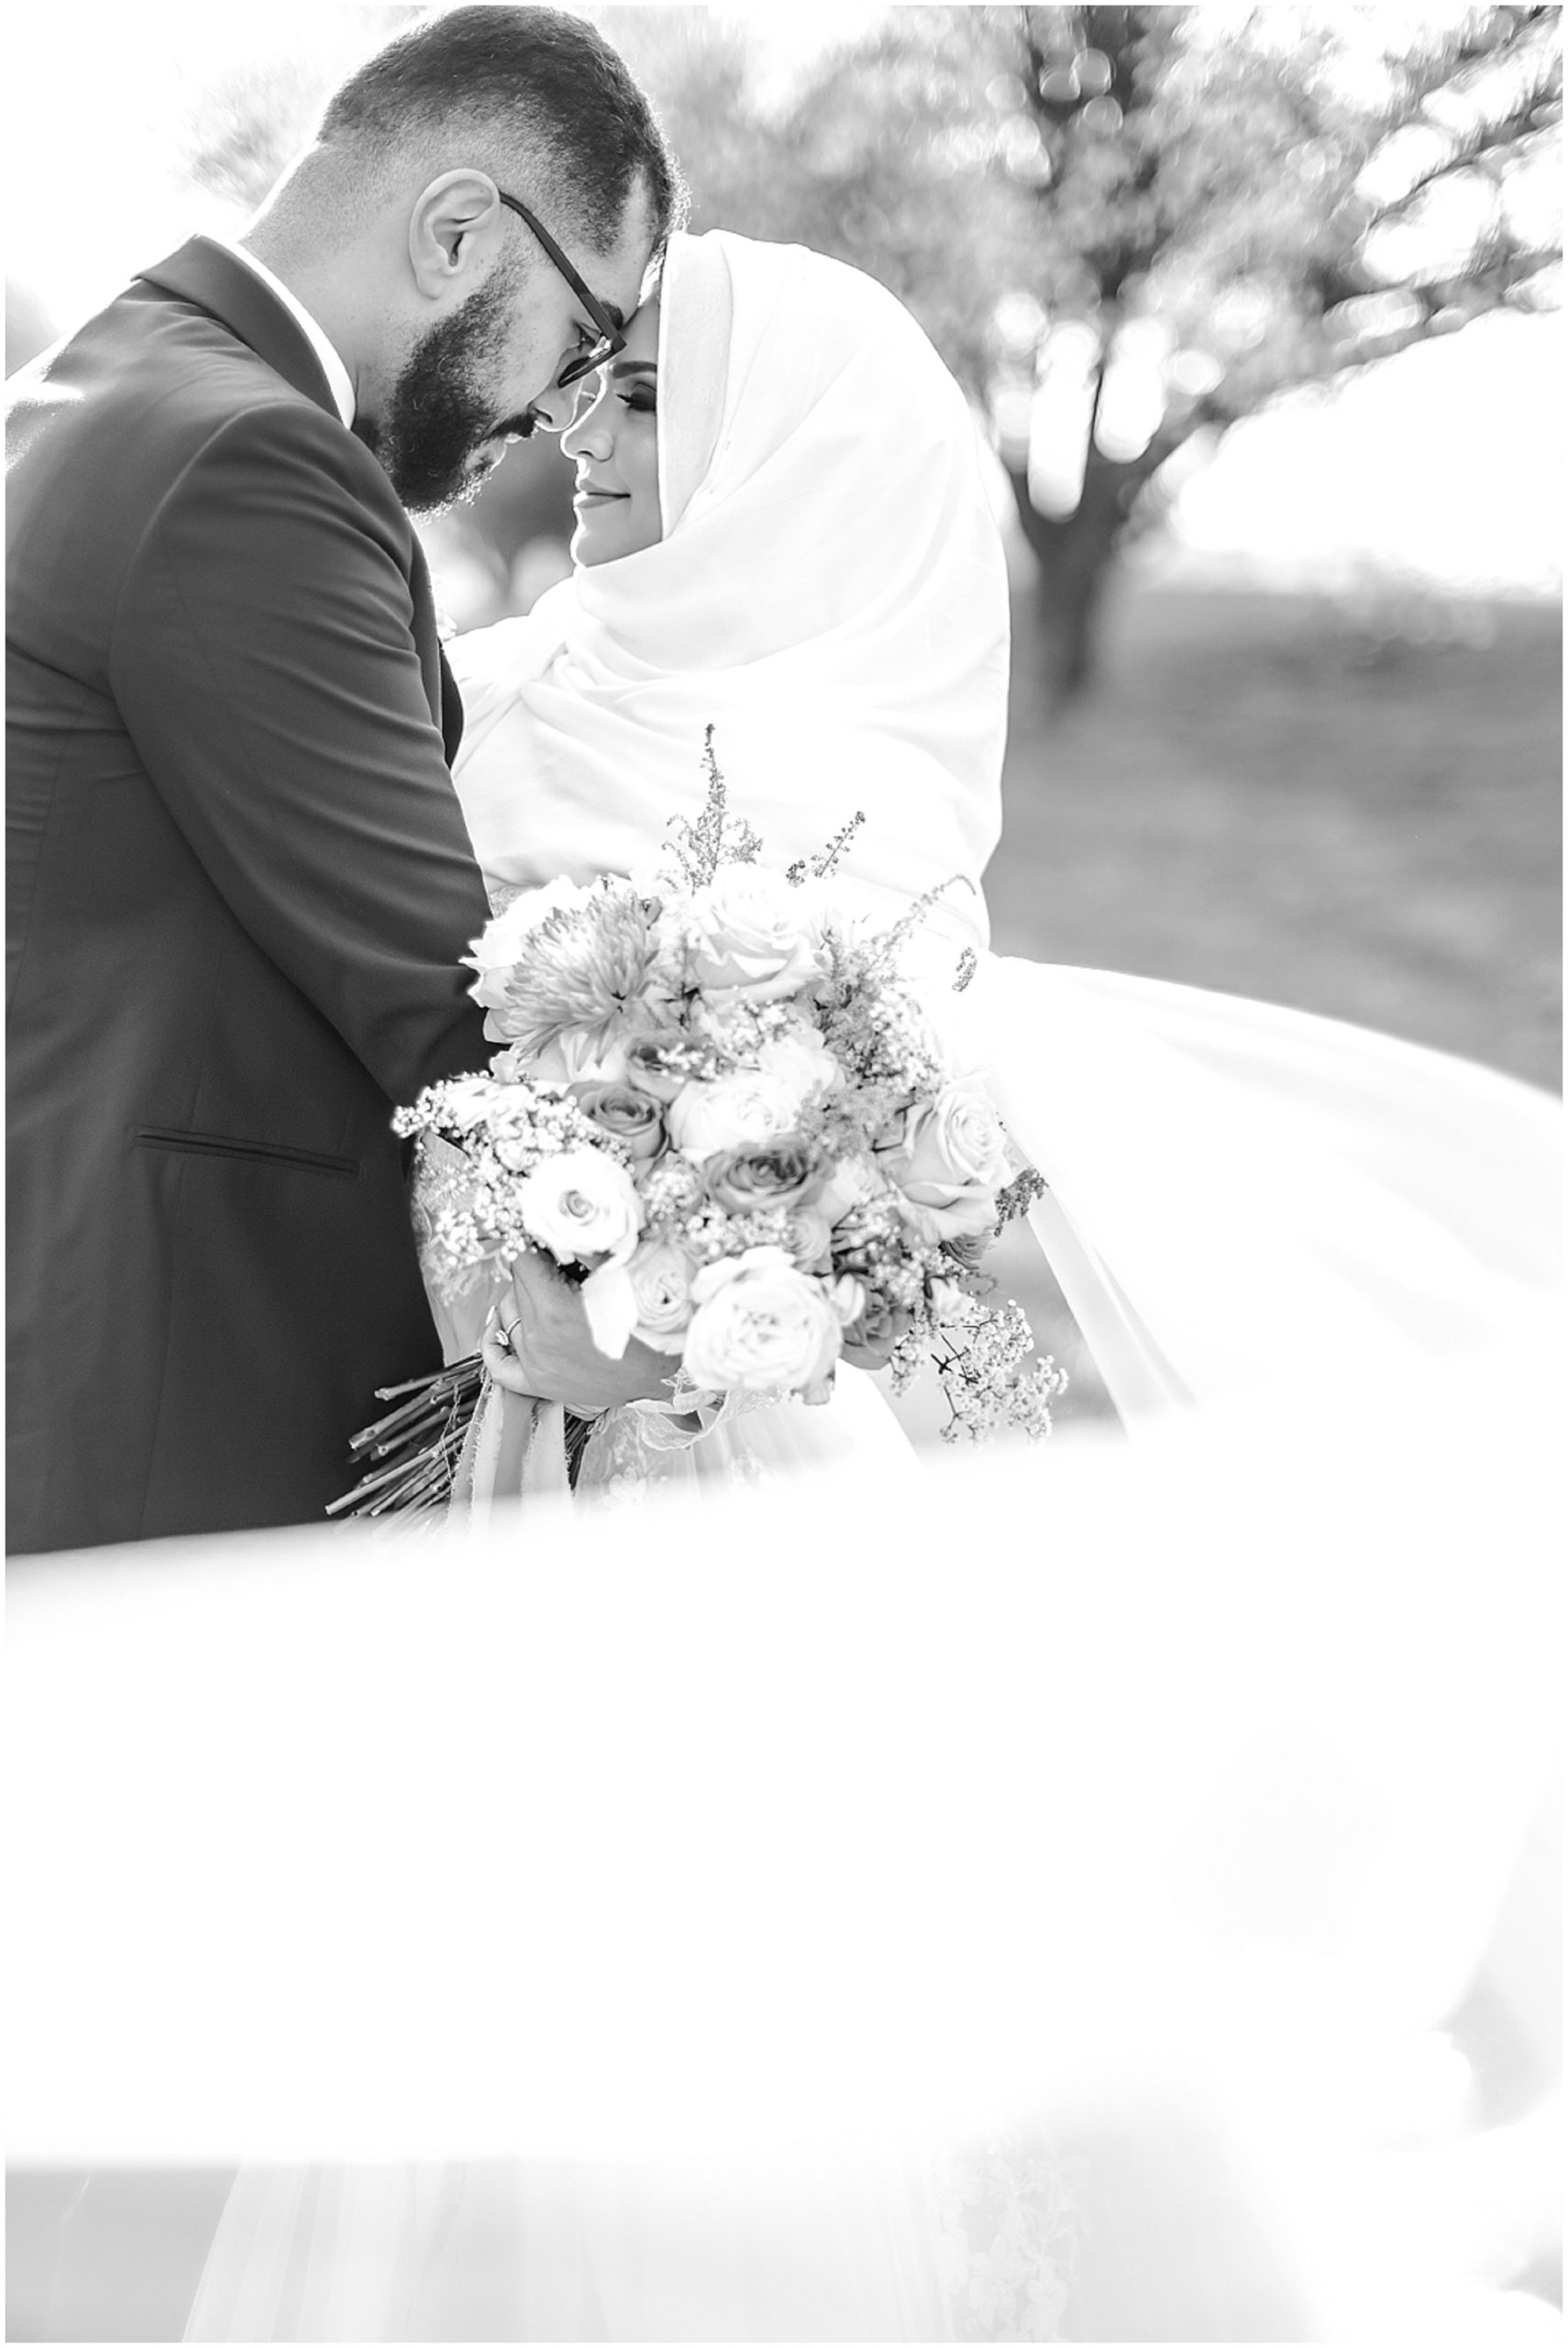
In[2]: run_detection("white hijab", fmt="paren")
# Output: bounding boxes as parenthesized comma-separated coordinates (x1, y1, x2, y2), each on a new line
(447, 230, 1010, 943)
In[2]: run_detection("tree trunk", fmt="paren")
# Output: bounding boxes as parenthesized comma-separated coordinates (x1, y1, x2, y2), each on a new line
(1002, 449, 1137, 707)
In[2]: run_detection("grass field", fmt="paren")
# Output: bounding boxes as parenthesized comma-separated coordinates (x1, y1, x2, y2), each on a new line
(987, 582, 1562, 1091)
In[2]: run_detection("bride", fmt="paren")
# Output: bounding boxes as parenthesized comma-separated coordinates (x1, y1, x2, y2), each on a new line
(184, 231, 1558, 2342)
(440, 225, 1557, 1495)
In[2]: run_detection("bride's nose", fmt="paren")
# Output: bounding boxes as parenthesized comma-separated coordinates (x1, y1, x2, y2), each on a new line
(561, 394, 613, 462)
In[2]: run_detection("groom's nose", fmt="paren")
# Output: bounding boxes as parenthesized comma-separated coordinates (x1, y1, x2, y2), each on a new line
(526, 377, 584, 437)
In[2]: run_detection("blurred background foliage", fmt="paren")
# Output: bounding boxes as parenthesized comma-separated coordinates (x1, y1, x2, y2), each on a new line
(6, 3, 1560, 1081)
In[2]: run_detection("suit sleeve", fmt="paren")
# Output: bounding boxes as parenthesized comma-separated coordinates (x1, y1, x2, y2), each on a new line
(109, 398, 493, 1104)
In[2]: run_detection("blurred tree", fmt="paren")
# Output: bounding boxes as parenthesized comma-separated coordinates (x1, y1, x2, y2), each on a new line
(174, 7, 418, 215)
(983, 4, 1563, 696)
(598, 6, 1027, 387)
(6, 280, 58, 377)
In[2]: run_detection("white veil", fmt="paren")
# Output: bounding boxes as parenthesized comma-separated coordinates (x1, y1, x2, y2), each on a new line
(447, 230, 1009, 941)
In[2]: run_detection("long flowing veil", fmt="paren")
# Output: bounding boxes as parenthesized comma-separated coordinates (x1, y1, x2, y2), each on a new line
(9, 1320, 1560, 2340)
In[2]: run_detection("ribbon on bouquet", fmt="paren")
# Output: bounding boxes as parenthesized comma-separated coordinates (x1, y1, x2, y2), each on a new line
(449, 1379, 571, 1531)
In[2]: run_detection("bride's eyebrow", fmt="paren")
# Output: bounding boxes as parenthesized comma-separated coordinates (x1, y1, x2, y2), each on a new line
(609, 359, 657, 380)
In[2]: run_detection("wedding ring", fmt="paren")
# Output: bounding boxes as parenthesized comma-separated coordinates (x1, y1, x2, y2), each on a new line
(499, 1317, 522, 1351)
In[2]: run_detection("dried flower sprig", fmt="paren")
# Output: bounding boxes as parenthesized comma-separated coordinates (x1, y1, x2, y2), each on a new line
(856, 874, 975, 981)
(789, 808, 867, 886)
(660, 726, 763, 889)
(994, 1167, 1047, 1228)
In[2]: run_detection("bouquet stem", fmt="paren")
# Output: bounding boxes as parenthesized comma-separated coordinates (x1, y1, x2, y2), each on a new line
(328, 1357, 484, 1518)
(330, 1362, 603, 1519)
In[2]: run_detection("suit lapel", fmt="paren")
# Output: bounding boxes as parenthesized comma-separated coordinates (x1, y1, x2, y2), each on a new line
(136, 237, 461, 755)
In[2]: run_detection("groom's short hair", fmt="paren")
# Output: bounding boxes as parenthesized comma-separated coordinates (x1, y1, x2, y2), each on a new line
(318, 5, 684, 251)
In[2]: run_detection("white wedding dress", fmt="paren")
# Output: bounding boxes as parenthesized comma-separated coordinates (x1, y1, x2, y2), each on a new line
(180, 232, 1559, 2343)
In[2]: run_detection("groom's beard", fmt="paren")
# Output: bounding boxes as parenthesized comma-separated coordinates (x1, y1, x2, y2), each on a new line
(356, 275, 535, 518)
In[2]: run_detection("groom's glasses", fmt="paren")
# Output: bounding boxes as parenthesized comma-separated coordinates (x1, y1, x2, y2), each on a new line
(497, 191, 627, 388)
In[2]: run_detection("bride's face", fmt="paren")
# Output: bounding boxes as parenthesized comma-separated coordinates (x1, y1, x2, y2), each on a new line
(560, 300, 662, 566)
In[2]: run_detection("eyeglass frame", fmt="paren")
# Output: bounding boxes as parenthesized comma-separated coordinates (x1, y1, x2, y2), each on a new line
(496, 189, 627, 389)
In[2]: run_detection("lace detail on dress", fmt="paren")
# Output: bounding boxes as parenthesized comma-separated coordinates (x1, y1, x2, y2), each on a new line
(576, 1387, 782, 1505)
(410, 1132, 510, 1365)
(933, 2136, 1077, 2343)
(410, 1133, 494, 1311)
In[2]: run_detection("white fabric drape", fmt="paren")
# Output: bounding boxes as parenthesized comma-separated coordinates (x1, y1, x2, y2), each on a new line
(9, 1347, 1562, 2340)
(952, 960, 1562, 1423)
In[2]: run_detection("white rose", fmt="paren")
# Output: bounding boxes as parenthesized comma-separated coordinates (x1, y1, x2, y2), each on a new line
(778, 1202, 834, 1272)
(878, 1078, 1009, 1240)
(434, 1075, 503, 1134)
(513, 1146, 641, 1266)
(627, 1235, 698, 1353)
(685, 867, 832, 1002)
(466, 880, 596, 1011)
(929, 1080, 1010, 1189)
(682, 1246, 843, 1396)
(667, 1068, 800, 1159)
(753, 1029, 841, 1114)
(815, 1155, 883, 1225)
(520, 1028, 632, 1087)
(895, 1187, 997, 1246)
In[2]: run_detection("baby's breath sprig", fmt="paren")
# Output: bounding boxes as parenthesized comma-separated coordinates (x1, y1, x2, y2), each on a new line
(888, 1322, 929, 1395)
(817, 958, 946, 1101)
(393, 1079, 634, 1288)
(792, 1092, 865, 1165)
(927, 1298, 1067, 1443)
(661, 725, 763, 889)
(787, 808, 866, 886)
(831, 1199, 946, 1312)
(953, 947, 977, 992)
(635, 1154, 707, 1233)
(696, 992, 800, 1067)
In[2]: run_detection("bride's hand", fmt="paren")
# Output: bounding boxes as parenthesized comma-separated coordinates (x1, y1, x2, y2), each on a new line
(482, 1250, 674, 1415)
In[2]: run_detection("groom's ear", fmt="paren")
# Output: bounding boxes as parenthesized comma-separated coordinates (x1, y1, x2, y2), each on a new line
(407, 169, 502, 299)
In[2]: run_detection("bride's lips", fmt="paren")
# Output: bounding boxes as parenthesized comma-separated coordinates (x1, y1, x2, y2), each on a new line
(574, 481, 628, 508)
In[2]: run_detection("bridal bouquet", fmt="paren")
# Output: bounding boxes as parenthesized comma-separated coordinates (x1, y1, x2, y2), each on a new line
(337, 740, 1062, 1513)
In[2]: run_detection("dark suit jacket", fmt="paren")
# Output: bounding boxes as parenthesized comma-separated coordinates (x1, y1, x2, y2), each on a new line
(6, 238, 494, 1553)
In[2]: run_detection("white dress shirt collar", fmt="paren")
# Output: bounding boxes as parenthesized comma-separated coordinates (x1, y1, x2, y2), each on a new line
(214, 237, 357, 428)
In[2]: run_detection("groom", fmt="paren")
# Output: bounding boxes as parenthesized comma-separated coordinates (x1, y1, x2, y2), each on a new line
(6, 8, 682, 1555)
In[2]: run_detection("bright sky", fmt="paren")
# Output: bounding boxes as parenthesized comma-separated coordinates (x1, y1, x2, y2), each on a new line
(6, 4, 1560, 593)
(1165, 310, 1563, 596)
(5, 6, 393, 326)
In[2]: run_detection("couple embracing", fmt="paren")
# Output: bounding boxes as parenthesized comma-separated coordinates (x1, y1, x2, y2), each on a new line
(8, 5, 1557, 1560)
(7, 6, 759, 1548)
